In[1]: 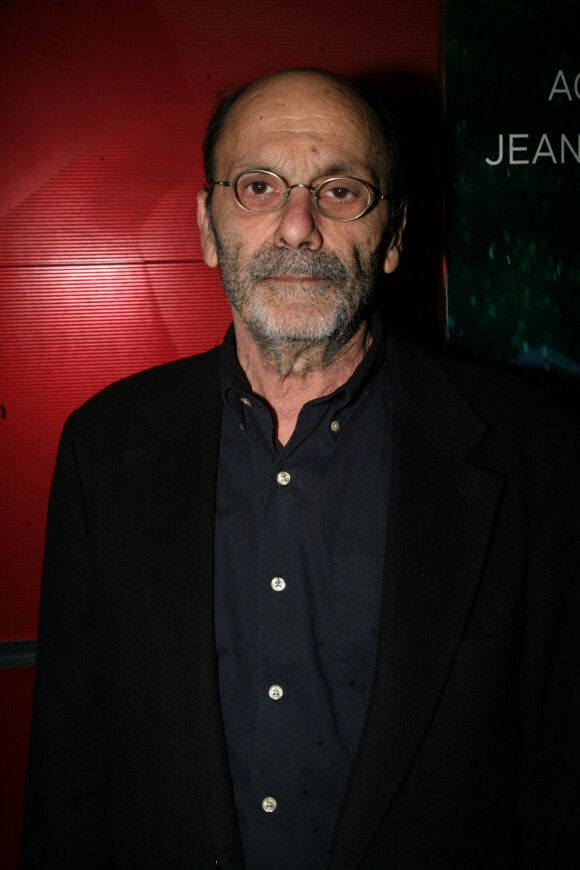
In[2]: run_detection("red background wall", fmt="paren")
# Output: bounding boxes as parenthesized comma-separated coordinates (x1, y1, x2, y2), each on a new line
(0, 1, 442, 865)
(1, 0, 442, 644)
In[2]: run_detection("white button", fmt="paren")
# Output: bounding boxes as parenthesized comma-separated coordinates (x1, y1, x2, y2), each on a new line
(271, 576, 286, 592)
(330, 419, 340, 432)
(240, 396, 252, 407)
(268, 684, 283, 701)
(262, 796, 277, 813)
(276, 471, 291, 486)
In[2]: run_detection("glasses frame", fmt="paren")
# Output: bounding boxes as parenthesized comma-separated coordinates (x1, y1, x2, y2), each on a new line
(212, 168, 389, 222)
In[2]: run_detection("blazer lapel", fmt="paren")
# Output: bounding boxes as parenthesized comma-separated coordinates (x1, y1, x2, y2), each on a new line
(330, 337, 506, 869)
(123, 352, 243, 866)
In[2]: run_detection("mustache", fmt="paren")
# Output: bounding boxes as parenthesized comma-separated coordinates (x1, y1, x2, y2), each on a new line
(249, 248, 348, 283)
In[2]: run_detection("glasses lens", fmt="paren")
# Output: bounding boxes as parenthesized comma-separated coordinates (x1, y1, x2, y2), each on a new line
(233, 170, 286, 213)
(315, 177, 371, 220)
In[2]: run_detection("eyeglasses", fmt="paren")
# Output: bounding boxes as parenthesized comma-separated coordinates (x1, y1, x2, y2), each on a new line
(212, 169, 388, 222)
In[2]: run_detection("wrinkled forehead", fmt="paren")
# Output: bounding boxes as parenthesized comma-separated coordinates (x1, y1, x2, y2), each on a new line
(215, 72, 390, 184)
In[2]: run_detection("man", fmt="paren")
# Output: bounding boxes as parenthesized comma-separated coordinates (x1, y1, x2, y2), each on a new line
(20, 69, 579, 869)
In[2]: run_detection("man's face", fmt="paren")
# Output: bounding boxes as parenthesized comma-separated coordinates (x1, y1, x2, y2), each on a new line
(197, 71, 402, 350)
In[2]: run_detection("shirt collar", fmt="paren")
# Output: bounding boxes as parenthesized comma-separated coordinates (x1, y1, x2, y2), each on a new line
(220, 310, 385, 426)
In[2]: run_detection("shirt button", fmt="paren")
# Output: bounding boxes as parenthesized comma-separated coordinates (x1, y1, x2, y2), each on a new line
(268, 684, 283, 701)
(276, 470, 291, 486)
(271, 576, 286, 591)
(330, 419, 340, 432)
(262, 796, 277, 813)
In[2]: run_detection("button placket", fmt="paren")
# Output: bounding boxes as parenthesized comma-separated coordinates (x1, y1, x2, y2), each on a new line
(250, 453, 296, 836)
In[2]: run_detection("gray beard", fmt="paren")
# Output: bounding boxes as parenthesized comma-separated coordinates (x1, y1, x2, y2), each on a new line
(215, 240, 381, 369)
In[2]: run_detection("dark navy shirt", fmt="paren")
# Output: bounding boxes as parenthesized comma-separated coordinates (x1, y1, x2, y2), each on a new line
(215, 314, 392, 869)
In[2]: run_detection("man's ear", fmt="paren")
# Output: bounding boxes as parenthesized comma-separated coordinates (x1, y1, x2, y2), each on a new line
(196, 189, 219, 268)
(382, 200, 408, 274)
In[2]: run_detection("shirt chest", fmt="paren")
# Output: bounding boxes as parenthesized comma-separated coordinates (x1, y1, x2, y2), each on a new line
(214, 329, 392, 868)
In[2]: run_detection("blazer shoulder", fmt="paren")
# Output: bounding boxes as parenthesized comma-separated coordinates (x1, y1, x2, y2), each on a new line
(388, 334, 578, 466)
(434, 355, 579, 509)
(66, 344, 223, 449)
(441, 354, 577, 441)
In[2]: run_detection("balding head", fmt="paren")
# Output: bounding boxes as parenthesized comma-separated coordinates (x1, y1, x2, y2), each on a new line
(202, 68, 404, 239)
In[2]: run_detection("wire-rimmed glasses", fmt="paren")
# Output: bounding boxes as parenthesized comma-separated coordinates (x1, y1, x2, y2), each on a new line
(212, 169, 388, 222)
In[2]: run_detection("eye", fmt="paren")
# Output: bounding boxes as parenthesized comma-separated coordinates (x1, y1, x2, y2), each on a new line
(245, 179, 274, 197)
(324, 184, 357, 200)
(316, 177, 367, 203)
(234, 171, 285, 212)
(314, 177, 372, 220)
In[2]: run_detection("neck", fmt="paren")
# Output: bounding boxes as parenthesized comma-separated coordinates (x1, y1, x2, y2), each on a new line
(232, 311, 372, 446)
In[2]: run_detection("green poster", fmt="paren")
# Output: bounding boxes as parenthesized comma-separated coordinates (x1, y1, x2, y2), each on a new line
(445, 0, 579, 383)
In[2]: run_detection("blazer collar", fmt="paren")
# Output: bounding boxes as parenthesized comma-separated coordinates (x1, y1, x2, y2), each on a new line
(140, 345, 223, 437)
(386, 332, 491, 457)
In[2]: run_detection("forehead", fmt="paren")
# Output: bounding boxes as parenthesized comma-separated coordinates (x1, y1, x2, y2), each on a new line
(215, 73, 388, 182)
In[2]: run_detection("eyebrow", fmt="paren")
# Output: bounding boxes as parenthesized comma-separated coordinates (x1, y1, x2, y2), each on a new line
(230, 161, 380, 188)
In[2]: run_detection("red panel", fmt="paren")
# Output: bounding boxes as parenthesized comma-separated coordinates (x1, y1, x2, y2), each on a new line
(0, 0, 442, 640)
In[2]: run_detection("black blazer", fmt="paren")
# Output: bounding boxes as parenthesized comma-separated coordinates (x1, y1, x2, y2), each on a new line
(20, 333, 580, 869)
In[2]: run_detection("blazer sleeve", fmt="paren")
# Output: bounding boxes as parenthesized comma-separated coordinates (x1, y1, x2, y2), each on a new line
(517, 423, 580, 867)
(19, 412, 113, 869)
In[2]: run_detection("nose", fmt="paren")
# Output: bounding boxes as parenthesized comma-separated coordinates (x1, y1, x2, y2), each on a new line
(273, 186, 323, 251)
